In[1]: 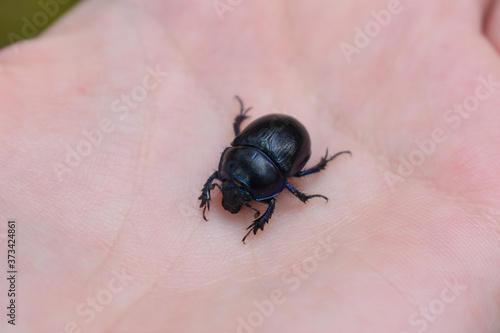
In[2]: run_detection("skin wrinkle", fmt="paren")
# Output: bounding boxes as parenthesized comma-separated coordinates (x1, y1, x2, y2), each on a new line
(81, 0, 191, 300)
(118, 4, 159, 196)
(281, 4, 316, 104)
(350, 250, 413, 305)
(75, 4, 157, 296)
(459, 201, 500, 242)
(240, 210, 411, 284)
(490, 1, 500, 52)
(102, 210, 205, 330)
(105, 217, 252, 329)
(483, 0, 499, 33)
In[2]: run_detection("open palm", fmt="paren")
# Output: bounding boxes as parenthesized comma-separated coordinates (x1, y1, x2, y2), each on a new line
(1, 0, 500, 332)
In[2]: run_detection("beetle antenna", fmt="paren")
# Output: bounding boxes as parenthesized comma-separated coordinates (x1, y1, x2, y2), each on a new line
(245, 203, 261, 218)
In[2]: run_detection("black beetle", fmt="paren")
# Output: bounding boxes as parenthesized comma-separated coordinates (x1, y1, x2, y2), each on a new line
(199, 96, 351, 243)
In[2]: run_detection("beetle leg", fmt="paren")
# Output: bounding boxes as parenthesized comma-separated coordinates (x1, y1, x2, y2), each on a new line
(286, 183, 328, 203)
(294, 149, 351, 178)
(233, 95, 252, 136)
(245, 203, 261, 218)
(242, 198, 275, 243)
(198, 171, 220, 221)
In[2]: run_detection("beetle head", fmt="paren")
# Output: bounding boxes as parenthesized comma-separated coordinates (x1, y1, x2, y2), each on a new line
(221, 180, 252, 214)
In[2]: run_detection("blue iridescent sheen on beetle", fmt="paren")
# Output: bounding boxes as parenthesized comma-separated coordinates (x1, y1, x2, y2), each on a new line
(199, 96, 351, 243)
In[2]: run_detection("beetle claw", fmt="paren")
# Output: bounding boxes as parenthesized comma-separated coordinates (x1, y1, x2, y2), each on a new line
(202, 206, 209, 221)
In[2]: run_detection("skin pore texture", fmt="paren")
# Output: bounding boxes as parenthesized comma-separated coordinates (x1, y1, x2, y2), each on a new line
(1, 0, 500, 332)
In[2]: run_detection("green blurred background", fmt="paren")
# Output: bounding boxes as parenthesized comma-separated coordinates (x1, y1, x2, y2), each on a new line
(0, 0, 81, 49)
